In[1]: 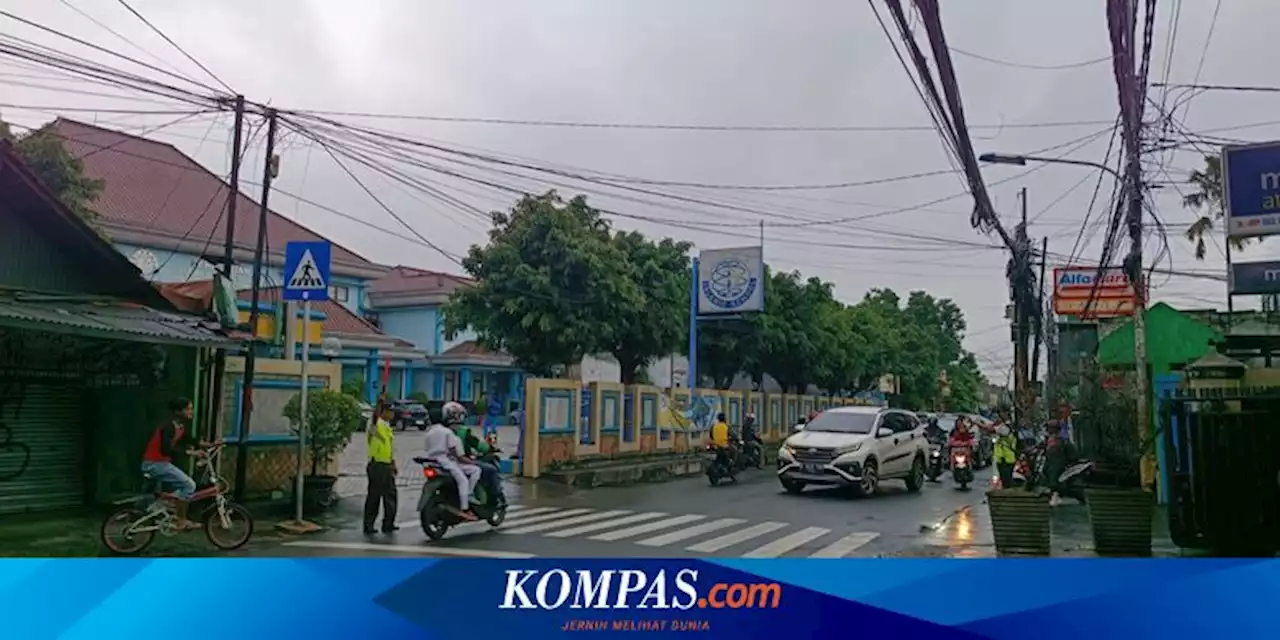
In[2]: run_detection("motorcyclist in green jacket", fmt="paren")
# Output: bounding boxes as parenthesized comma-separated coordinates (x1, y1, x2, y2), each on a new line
(444, 402, 505, 505)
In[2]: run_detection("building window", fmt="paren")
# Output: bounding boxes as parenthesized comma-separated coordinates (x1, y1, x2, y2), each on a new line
(329, 285, 350, 302)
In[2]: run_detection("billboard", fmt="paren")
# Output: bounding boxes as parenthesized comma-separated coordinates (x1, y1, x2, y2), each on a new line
(1053, 267, 1137, 319)
(1222, 141, 1280, 239)
(1230, 260, 1280, 295)
(697, 246, 764, 315)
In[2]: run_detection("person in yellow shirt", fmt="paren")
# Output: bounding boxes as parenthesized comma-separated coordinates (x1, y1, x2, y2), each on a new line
(364, 404, 399, 535)
(993, 423, 1019, 489)
(710, 412, 731, 448)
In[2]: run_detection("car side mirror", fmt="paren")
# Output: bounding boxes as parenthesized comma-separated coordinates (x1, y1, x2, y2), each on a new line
(876, 427, 894, 438)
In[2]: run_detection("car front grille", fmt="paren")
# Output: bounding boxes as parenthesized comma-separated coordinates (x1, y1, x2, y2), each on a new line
(792, 448, 838, 465)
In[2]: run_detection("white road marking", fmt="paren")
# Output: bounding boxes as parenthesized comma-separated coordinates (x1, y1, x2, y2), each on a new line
(500, 508, 593, 527)
(740, 526, 831, 558)
(589, 514, 706, 541)
(503, 510, 632, 535)
(685, 521, 789, 553)
(395, 505, 550, 529)
(544, 512, 670, 538)
(807, 532, 880, 558)
(283, 540, 535, 559)
(636, 518, 746, 547)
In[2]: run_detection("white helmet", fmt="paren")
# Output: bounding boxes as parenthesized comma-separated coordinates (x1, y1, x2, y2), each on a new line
(442, 401, 467, 424)
(996, 425, 1011, 437)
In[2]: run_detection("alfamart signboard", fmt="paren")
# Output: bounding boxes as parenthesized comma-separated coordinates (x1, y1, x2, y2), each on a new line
(1222, 141, 1280, 239)
(1052, 267, 1137, 319)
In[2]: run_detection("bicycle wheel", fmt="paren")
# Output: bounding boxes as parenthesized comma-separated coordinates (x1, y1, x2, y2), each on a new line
(101, 507, 156, 555)
(204, 502, 254, 551)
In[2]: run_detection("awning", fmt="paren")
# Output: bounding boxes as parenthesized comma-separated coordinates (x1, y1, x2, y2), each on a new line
(0, 297, 244, 348)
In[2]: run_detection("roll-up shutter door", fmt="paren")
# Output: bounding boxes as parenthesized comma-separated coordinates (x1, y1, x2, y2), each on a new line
(0, 384, 85, 515)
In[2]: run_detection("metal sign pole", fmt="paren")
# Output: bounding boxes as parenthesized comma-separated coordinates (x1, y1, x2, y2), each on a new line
(296, 298, 311, 522)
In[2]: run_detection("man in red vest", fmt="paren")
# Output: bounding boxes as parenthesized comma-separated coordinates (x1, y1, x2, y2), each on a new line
(141, 397, 212, 530)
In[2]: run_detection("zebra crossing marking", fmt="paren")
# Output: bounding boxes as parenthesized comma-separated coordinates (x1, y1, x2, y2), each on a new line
(503, 510, 632, 535)
(809, 532, 880, 558)
(385, 504, 887, 558)
(741, 526, 831, 558)
(544, 512, 670, 538)
(636, 518, 746, 547)
(589, 514, 706, 541)
(685, 521, 789, 553)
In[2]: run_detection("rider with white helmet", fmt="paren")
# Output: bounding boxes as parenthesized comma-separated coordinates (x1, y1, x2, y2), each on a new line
(422, 401, 480, 520)
(442, 400, 505, 504)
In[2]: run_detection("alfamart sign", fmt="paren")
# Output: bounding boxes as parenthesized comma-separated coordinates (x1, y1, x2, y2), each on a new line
(1052, 267, 1137, 319)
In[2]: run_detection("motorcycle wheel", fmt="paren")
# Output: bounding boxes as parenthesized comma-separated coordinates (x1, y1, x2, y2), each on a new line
(420, 495, 451, 540)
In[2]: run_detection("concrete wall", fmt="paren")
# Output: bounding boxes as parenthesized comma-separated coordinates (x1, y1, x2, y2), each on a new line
(517, 378, 880, 478)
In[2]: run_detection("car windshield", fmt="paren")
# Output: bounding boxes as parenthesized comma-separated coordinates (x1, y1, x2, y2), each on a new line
(804, 412, 876, 434)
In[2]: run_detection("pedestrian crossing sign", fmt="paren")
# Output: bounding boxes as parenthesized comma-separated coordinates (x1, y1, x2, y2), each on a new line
(282, 241, 332, 301)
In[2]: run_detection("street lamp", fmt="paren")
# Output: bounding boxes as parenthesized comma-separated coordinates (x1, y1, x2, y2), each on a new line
(979, 152, 1123, 181)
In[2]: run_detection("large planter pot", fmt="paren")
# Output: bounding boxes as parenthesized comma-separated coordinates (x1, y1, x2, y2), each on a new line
(987, 489, 1052, 555)
(301, 475, 339, 514)
(1085, 487, 1154, 556)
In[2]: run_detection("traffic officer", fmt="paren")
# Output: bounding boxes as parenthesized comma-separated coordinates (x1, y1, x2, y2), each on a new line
(364, 402, 399, 535)
(993, 422, 1019, 490)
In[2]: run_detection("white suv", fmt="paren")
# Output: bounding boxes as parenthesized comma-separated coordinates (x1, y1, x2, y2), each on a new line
(776, 406, 928, 497)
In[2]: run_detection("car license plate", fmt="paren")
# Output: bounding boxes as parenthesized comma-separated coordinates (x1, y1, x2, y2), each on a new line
(802, 464, 823, 474)
(414, 419, 425, 425)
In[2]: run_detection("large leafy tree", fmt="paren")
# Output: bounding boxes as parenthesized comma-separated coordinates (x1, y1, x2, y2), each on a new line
(1183, 154, 1253, 259)
(605, 231, 692, 383)
(753, 271, 840, 393)
(0, 119, 104, 222)
(444, 192, 638, 376)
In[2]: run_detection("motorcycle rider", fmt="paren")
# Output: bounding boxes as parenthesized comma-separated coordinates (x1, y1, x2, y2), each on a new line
(924, 416, 947, 444)
(444, 401, 506, 506)
(948, 417, 976, 457)
(1041, 420, 1079, 506)
(708, 412, 735, 468)
(423, 402, 481, 521)
(740, 412, 763, 467)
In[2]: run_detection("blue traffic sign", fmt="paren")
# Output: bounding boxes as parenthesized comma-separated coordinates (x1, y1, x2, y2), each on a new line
(1223, 141, 1280, 238)
(282, 241, 331, 301)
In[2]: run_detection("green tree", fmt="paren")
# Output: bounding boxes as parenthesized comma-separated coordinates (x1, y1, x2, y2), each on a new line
(943, 353, 985, 412)
(282, 390, 363, 476)
(606, 232, 692, 384)
(0, 120, 104, 222)
(444, 192, 639, 376)
(1183, 154, 1252, 259)
(754, 271, 839, 392)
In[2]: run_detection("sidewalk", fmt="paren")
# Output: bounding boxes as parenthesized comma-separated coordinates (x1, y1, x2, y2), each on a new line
(886, 498, 1183, 558)
(0, 507, 294, 557)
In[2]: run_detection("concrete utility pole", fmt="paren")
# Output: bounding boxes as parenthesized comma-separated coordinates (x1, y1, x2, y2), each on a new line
(1012, 188, 1033, 428)
(221, 95, 245, 276)
(234, 108, 279, 500)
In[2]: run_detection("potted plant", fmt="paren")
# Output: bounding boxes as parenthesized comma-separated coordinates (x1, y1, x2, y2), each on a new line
(283, 389, 363, 514)
(1078, 370, 1154, 556)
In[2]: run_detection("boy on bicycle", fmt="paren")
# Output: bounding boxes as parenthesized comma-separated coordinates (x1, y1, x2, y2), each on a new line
(141, 397, 216, 530)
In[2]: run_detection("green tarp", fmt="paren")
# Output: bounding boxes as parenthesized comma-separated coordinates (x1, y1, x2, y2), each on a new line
(1096, 302, 1222, 373)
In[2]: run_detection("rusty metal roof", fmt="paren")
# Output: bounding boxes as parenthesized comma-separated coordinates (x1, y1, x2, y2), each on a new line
(0, 296, 243, 348)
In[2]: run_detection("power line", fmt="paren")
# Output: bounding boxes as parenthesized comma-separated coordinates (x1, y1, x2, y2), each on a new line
(55, 0, 190, 79)
(113, 0, 234, 93)
(948, 46, 1111, 70)
(287, 107, 1114, 133)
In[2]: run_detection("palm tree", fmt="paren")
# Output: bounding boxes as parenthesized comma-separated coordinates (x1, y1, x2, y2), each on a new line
(1182, 154, 1252, 259)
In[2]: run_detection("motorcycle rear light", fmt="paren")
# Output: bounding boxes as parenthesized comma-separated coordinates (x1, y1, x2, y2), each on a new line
(423, 468, 437, 479)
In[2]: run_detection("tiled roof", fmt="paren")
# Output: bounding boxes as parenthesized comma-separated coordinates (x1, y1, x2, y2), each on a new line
(440, 340, 494, 357)
(370, 265, 472, 295)
(237, 287, 382, 336)
(45, 119, 372, 269)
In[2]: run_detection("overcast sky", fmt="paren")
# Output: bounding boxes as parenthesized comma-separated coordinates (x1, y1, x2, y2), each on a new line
(1, 0, 1270, 381)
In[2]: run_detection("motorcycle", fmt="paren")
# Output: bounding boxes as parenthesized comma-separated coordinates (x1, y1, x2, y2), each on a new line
(950, 446, 974, 490)
(412, 455, 509, 540)
(705, 444, 738, 486)
(1008, 443, 1093, 502)
(926, 443, 944, 482)
(739, 437, 763, 470)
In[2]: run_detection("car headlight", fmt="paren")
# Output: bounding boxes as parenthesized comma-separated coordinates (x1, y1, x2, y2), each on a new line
(834, 442, 863, 456)
(780, 445, 796, 458)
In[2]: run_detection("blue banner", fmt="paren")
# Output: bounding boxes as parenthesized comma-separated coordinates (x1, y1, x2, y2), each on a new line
(3, 558, 1279, 638)
(1224, 141, 1280, 238)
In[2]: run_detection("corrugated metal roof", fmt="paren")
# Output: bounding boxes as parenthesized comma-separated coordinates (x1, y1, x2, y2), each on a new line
(0, 297, 242, 348)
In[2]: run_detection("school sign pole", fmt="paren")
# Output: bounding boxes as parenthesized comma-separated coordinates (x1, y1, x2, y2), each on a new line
(283, 241, 332, 524)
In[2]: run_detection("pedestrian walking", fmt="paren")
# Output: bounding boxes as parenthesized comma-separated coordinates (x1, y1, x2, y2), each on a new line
(364, 403, 399, 534)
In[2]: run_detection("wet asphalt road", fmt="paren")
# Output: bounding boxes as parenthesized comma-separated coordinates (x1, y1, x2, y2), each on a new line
(286, 454, 994, 559)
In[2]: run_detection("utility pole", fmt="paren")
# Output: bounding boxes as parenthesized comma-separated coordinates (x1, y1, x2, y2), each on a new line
(1011, 188, 1032, 428)
(1031, 237, 1048, 387)
(221, 95, 245, 275)
(1125, 154, 1151, 488)
(233, 108, 279, 500)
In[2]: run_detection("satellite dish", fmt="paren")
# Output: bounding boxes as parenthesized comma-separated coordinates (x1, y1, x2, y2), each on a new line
(321, 336, 342, 358)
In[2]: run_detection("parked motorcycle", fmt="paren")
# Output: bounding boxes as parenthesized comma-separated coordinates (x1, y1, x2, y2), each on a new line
(950, 446, 974, 490)
(705, 444, 738, 486)
(413, 456, 508, 540)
